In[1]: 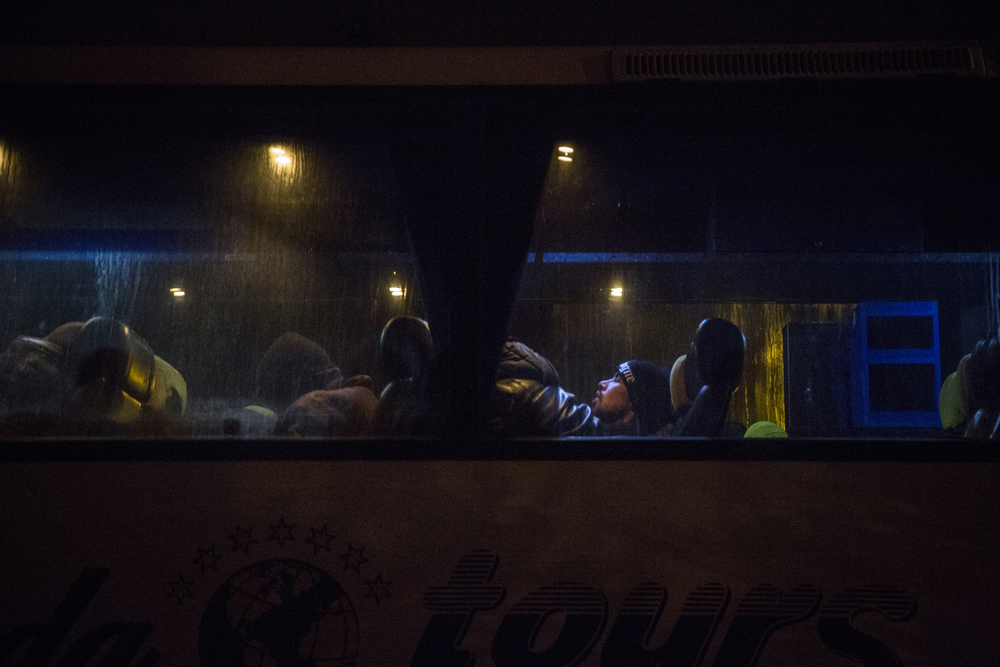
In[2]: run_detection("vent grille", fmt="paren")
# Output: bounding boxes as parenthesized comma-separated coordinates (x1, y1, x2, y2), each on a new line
(615, 43, 986, 81)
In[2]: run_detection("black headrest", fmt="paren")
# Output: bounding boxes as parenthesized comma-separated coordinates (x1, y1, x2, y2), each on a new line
(673, 318, 747, 438)
(684, 317, 747, 398)
(380, 316, 433, 381)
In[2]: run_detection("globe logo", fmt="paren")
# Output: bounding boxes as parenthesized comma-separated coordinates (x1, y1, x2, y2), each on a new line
(198, 558, 359, 667)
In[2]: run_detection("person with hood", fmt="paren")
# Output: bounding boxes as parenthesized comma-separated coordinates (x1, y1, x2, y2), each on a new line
(243, 331, 377, 437)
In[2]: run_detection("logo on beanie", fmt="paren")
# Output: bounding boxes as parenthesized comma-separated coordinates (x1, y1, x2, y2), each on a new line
(618, 362, 636, 384)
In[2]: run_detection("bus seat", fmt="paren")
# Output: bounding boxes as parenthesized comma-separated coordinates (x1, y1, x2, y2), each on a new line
(673, 318, 746, 437)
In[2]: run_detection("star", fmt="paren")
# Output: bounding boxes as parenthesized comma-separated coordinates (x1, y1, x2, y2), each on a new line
(193, 544, 224, 573)
(228, 525, 258, 555)
(268, 517, 296, 549)
(364, 573, 393, 605)
(339, 543, 369, 574)
(305, 525, 336, 554)
(166, 574, 195, 606)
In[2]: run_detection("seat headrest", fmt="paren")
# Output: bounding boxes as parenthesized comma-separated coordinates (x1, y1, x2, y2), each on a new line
(685, 318, 746, 396)
(380, 316, 433, 381)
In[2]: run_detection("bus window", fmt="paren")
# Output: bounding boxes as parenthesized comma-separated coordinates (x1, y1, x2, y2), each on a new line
(1, 77, 998, 441)
(0, 87, 420, 438)
(505, 80, 1000, 439)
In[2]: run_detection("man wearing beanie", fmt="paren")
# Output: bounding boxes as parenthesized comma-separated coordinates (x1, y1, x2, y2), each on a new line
(592, 360, 676, 436)
(491, 343, 675, 437)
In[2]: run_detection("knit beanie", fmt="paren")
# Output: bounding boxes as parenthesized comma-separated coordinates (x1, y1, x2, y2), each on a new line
(618, 360, 674, 436)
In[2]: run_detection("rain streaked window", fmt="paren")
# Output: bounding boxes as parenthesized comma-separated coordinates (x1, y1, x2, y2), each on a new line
(1, 81, 999, 440)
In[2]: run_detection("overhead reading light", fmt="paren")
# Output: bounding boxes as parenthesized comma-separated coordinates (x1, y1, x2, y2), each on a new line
(558, 146, 574, 162)
(610, 287, 623, 298)
(390, 286, 404, 297)
(270, 146, 292, 166)
(169, 287, 186, 297)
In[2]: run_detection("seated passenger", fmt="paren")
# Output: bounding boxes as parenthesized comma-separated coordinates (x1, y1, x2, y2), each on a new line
(242, 332, 344, 435)
(272, 377, 378, 437)
(492, 340, 594, 437)
(492, 340, 675, 437)
(591, 360, 676, 436)
(247, 331, 377, 437)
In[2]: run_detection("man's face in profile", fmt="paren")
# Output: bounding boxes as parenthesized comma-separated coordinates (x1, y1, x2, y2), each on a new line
(592, 371, 634, 424)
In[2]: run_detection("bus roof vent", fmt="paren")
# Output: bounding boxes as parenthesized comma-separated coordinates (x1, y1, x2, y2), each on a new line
(613, 43, 988, 81)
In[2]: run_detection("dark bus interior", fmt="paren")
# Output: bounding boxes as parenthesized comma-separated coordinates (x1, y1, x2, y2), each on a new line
(1, 2, 999, 445)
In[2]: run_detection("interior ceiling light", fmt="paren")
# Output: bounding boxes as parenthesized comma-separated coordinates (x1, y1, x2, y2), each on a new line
(558, 146, 573, 162)
(270, 146, 292, 166)
(610, 287, 623, 297)
(390, 286, 404, 297)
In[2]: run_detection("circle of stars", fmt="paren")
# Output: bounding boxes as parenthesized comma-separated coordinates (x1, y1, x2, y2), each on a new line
(166, 518, 392, 607)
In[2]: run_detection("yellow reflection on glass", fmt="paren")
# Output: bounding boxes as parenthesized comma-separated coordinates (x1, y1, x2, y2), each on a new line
(714, 302, 856, 431)
(269, 146, 293, 169)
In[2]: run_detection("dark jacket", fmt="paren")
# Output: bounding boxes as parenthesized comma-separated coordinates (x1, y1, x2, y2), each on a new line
(491, 341, 597, 437)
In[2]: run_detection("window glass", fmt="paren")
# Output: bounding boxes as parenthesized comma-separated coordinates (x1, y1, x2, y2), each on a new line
(505, 80, 1000, 439)
(0, 88, 420, 437)
(1, 80, 998, 440)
